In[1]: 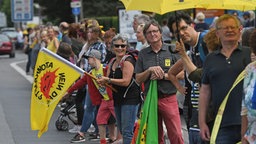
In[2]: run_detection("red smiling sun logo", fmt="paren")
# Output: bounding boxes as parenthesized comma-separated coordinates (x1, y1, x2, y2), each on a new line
(40, 68, 59, 99)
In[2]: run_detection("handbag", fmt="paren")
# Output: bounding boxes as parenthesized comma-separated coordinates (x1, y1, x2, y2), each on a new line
(24, 45, 31, 54)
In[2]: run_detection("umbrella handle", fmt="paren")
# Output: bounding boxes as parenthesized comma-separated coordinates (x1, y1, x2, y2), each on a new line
(170, 11, 180, 54)
(175, 11, 181, 43)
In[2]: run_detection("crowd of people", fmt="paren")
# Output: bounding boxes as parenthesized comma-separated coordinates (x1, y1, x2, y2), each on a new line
(167, 12, 255, 144)
(14, 10, 256, 144)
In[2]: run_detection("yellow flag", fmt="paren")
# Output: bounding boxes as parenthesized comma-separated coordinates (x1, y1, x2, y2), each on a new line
(30, 48, 83, 138)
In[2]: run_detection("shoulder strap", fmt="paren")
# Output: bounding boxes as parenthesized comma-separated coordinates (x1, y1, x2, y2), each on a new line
(210, 70, 245, 144)
(119, 54, 133, 70)
(108, 57, 116, 70)
(198, 31, 208, 62)
(120, 53, 139, 98)
(123, 78, 136, 98)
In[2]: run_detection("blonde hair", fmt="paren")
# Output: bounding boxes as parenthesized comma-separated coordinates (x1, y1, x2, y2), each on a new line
(215, 14, 241, 29)
(203, 28, 220, 52)
(40, 30, 48, 37)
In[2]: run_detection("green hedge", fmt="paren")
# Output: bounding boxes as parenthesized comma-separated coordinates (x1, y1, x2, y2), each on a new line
(93, 16, 118, 32)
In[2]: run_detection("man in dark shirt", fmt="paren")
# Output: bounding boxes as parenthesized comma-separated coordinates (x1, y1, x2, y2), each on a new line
(199, 14, 251, 143)
(168, 11, 209, 144)
(135, 20, 183, 144)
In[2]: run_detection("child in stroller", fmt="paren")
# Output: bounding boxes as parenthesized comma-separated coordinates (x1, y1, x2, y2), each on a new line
(55, 91, 78, 131)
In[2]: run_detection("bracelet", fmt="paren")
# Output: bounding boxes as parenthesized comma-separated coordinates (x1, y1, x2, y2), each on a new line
(107, 78, 111, 84)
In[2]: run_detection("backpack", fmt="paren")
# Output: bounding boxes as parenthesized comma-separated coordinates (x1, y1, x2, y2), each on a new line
(184, 30, 209, 127)
(198, 30, 209, 62)
(119, 49, 139, 69)
(191, 30, 209, 68)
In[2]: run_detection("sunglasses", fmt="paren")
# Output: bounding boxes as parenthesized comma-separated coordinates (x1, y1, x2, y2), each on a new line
(114, 44, 127, 48)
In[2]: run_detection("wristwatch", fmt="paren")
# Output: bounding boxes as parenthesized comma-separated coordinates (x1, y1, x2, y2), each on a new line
(107, 78, 111, 84)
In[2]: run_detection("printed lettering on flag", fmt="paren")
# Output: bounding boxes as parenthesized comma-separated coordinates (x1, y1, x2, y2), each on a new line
(30, 48, 83, 138)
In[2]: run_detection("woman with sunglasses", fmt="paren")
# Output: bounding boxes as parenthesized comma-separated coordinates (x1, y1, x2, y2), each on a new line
(98, 34, 141, 144)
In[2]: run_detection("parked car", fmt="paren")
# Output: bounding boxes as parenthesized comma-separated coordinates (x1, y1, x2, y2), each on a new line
(1, 27, 16, 31)
(0, 34, 15, 58)
(0, 27, 18, 44)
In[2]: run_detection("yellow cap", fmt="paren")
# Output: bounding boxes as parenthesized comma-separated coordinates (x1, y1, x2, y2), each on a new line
(23, 30, 28, 35)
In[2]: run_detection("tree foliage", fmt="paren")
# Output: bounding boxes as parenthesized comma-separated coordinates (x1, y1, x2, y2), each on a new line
(83, 0, 122, 17)
(37, 0, 123, 25)
(0, 0, 125, 26)
(37, 0, 74, 24)
(1, 0, 12, 26)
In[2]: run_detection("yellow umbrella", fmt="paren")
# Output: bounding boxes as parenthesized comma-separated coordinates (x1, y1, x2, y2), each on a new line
(27, 23, 38, 28)
(200, 0, 256, 11)
(120, 0, 203, 15)
(121, 0, 130, 9)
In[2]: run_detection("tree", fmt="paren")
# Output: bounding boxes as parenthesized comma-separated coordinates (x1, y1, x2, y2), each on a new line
(83, 0, 122, 17)
(37, 0, 123, 25)
(0, 0, 12, 27)
(37, 0, 74, 25)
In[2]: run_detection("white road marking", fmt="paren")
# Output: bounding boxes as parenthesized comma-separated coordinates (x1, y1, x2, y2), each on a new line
(10, 60, 33, 84)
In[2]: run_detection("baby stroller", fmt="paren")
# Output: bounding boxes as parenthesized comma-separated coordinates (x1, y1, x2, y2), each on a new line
(55, 91, 77, 131)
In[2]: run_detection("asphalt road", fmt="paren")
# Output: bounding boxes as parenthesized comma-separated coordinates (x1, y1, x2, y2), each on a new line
(0, 49, 188, 144)
(0, 50, 101, 144)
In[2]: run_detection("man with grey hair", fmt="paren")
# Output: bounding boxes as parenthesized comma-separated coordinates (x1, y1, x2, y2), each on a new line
(135, 19, 183, 143)
(132, 14, 151, 50)
(59, 22, 72, 45)
(133, 14, 151, 32)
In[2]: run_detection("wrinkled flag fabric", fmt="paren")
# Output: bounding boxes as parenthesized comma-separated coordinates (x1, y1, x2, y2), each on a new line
(136, 80, 158, 144)
(30, 48, 83, 138)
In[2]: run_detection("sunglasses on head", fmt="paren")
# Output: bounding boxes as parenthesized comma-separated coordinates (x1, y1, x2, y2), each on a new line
(114, 44, 127, 48)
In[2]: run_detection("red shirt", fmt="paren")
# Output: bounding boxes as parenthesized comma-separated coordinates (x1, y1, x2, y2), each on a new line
(67, 71, 112, 106)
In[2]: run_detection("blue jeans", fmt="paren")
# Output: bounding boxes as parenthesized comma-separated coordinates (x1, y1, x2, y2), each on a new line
(189, 130, 204, 144)
(80, 89, 98, 133)
(215, 125, 241, 144)
(115, 104, 138, 144)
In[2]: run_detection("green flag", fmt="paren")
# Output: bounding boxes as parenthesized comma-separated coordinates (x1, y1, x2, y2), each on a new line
(136, 80, 158, 144)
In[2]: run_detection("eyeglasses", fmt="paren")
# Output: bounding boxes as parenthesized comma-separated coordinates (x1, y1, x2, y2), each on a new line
(175, 25, 189, 34)
(217, 26, 239, 31)
(146, 30, 159, 35)
(114, 44, 127, 48)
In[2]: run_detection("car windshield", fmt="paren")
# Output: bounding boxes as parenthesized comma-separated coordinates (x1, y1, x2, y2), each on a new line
(2, 31, 18, 38)
(1, 27, 16, 31)
(0, 34, 10, 42)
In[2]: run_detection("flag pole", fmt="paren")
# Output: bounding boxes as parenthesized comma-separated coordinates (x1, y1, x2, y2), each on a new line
(41, 48, 84, 75)
(83, 71, 118, 92)
(41, 48, 117, 92)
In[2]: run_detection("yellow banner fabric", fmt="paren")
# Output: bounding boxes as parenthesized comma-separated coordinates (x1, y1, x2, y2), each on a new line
(30, 48, 81, 138)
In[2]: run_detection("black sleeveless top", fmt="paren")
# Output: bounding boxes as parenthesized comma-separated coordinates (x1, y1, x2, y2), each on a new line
(109, 56, 141, 106)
